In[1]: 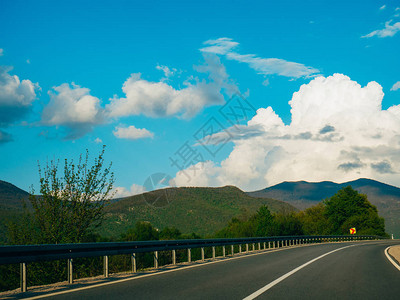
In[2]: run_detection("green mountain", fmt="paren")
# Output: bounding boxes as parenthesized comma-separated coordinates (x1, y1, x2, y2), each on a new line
(248, 178, 400, 237)
(0, 180, 29, 211)
(100, 186, 296, 238)
(0, 180, 30, 243)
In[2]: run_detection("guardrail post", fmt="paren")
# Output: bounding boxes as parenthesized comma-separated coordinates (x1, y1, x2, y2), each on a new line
(20, 262, 27, 292)
(268, 242, 270, 249)
(67, 258, 73, 284)
(239, 244, 242, 253)
(188, 248, 191, 262)
(172, 250, 176, 265)
(103, 256, 109, 278)
(258, 242, 261, 250)
(263, 242, 266, 249)
(223, 245, 226, 257)
(252, 243, 255, 251)
(131, 253, 136, 273)
(154, 251, 159, 268)
(246, 244, 249, 252)
(231, 245, 234, 255)
(212, 246, 216, 259)
(201, 247, 205, 261)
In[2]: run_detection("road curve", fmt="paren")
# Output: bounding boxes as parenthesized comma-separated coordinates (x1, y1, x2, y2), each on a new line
(36, 241, 400, 300)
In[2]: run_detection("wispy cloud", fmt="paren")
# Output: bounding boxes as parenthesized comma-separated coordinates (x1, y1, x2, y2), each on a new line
(362, 20, 400, 38)
(391, 81, 400, 91)
(113, 125, 154, 140)
(380, 5, 386, 10)
(156, 65, 177, 81)
(201, 37, 320, 79)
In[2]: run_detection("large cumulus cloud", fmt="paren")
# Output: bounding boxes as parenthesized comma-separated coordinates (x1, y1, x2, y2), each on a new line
(0, 66, 39, 142)
(41, 83, 104, 139)
(0, 66, 38, 126)
(106, 54, 237, 119)
(174, 74, 400, 190)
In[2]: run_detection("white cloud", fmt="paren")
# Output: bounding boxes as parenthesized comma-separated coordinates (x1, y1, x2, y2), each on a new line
(390, 81, 400, 91)
(94, 137, 103, 144)
(0, 66, 39, 126)
(41, 83, 103, 139)
(174, 74, 400, 190)
(156, 65, 176, 81)
(113, 125, 154, 140)
(380, 5, 386, 10)
(201, 37, 320, 79)
(362, 20, 400, 38)
(262, 79, 270, 86)
(113, 184, 146, 198)
(107, 54, 235, 119)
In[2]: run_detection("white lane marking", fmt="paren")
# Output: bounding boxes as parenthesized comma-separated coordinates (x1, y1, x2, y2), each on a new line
(243, 244, 356, 300)
(24, 243, 311, 299)
(384, 246, 400, 271)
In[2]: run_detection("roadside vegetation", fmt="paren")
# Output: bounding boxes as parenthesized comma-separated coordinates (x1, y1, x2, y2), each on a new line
(0, 151, 387, 293)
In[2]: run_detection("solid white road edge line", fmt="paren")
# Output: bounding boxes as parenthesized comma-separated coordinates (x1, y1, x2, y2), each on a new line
(384, 246, 400, 271)
(243, 244, 356, 300)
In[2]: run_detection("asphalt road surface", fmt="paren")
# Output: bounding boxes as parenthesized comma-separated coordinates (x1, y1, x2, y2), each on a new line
(39, 240, 400, 300)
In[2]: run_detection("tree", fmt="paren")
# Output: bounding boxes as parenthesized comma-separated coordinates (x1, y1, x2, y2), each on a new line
(252, 205, 275, 236)
(272, 212, 304, 236)
(324, 186, 386, 236)
(160, 226, 182, 240)
(298, 203, 332, 235)
(122, 221, 159, 241)
(9, 146, 114, 245)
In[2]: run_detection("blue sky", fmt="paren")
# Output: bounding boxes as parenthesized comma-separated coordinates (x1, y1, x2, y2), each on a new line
(1, 0, 400, 195)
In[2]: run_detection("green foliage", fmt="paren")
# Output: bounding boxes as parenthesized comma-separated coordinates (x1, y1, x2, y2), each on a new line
(216, 186, 387, 238)
(324, 186, 386, 236)
(159, 227, 182, 240)
(8, 146, 114, 245)
(100, 186, 296, 239)
(298, 203, 332, 235)
(273, 213, 304, 236)
(122, 221, 159, 241)
(1, 147, 114, 292)
(215, 205, 283, 238)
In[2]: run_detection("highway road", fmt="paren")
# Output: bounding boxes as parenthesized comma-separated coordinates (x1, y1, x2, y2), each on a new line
(37, 240, 400, 300)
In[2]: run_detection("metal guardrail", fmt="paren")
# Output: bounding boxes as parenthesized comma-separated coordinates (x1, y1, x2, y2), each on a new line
(0, 235, 383, 292)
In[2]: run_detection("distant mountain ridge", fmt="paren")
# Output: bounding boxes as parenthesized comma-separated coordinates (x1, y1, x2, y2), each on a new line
(248, 178, 400, 236)
(1, 178, 399, 240)
(0, 180, 29, 211)
(0, 181, 295, 241)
